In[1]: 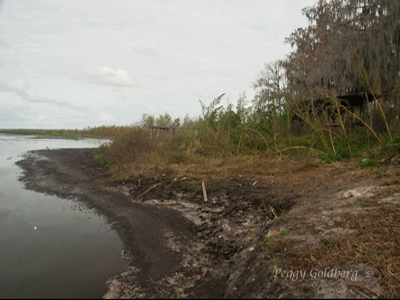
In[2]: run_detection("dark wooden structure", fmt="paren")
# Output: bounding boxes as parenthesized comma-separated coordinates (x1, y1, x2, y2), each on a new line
(335, 92, 375, 113)
(323, 93, 376, 131)
(292, 92, 377, 132)
(151, 126, 176, 136)
(312, 92, 374, 112)
(303, 92, 375, 118)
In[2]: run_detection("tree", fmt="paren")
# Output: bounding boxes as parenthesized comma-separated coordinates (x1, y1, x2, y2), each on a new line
(253, 60, 287, 116)
(181, 114, 192, 129)
(172, 118, 180, 128)
(140, 114, 155, 128)
(156, 113, 173, 127)
(282, 0, 400, 102)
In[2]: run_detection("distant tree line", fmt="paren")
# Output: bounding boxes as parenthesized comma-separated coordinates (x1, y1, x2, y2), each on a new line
(139, 113, 193, 129)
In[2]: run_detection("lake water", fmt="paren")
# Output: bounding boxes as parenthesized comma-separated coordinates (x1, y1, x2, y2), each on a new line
(0, 134, 128, 299)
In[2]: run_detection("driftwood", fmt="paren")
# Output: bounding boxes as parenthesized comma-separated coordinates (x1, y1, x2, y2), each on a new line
(137, 182, 161, 199)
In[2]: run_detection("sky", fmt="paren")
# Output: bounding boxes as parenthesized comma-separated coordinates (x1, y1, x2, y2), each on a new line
(0, 0, 317, 129)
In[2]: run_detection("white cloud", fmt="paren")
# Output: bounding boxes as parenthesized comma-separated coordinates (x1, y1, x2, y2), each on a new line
(0, 0, 317, 129)
(145, 105, 157, 114)
(132, 45, 160, 59)
(0, 35, 7, 48)
(69, 112, 87, 123)
(27, 94, 73, 107)
(163, 107, 175, 113)
(97, 112, 117, 123)
(6, 78, 30, 94)
(80, 66, 136, 87)
(37, 114, 54, 124)
(0, 79, 86, 109)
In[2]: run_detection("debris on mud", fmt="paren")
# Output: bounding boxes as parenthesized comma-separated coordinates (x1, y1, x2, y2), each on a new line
(16, 148, 400, 298)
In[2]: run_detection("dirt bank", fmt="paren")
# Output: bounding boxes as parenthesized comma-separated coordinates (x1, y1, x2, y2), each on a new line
(16, 148, 400, 298)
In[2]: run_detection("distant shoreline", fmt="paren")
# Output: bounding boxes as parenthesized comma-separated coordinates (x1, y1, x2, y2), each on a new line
(0, 129, 110, 140)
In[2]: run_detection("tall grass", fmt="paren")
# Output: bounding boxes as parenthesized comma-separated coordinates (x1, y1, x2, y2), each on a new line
(95, 84, 399, 173)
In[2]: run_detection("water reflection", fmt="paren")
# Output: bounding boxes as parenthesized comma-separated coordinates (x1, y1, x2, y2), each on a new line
(0, 134, 126, 299)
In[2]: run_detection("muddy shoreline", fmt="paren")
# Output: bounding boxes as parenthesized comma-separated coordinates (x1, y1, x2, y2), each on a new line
(16, 148, 303, 298)
(16, 148, 396, 298)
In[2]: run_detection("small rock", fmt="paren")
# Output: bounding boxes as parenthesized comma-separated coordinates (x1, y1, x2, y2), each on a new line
(121, 250, 131, 260)
(342, 190, 361, 198)
(333, 216, 342, 222)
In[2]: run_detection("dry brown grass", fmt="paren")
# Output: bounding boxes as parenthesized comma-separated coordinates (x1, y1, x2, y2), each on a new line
(97, 125, 400, 298)
(100, 132, 384, 189)
(269, 202, 400, 298)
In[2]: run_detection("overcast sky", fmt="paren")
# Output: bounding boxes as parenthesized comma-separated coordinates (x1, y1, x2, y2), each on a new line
(0, 0, 317, 129)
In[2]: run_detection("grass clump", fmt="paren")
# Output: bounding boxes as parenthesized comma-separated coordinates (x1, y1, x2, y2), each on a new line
(279, 228, 290, 236)
(93, 153, 109, 166)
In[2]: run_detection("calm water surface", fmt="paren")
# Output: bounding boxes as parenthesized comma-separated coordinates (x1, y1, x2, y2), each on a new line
(0, 134, 128, 299)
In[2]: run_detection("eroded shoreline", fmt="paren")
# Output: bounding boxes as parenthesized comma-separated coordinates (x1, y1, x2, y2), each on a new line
(16, 148, 397, 298)
(15, 149, 256, 298)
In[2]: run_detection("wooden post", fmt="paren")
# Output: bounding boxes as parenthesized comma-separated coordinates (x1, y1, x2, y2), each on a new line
(202, 180, 208, 202)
